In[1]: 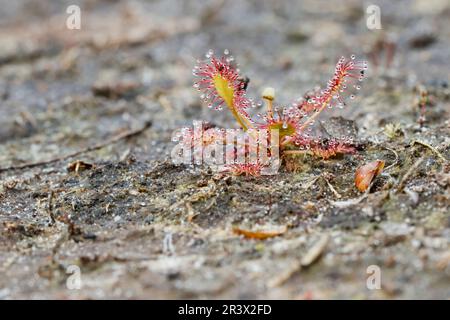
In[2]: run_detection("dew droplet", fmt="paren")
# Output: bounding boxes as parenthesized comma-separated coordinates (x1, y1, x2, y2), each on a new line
(224, 49, 229, 55)
(351, 54, 356, 60)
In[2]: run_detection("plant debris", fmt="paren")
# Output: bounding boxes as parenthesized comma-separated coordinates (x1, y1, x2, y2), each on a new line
(67, 160, 94, 173)
(355, 160, 385, 192)
(232, 225, 288, 240)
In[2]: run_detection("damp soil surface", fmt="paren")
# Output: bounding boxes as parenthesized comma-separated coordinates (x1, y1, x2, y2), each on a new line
(0, 0, 449, 299)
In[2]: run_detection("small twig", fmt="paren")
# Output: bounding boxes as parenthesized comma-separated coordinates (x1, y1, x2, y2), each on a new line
(329, 176, 378, 208)
(329, 192, 368, 208)
(0, 121, 152, 173)
(412, 140, 447, 163)
(302, 176, 321, 190)
(302, 174, 341, 199)
(393, 140, 448, 193)
(382, 145, 399, 171)
(396, 156, 425, 193)
(322, 176, 342, 199)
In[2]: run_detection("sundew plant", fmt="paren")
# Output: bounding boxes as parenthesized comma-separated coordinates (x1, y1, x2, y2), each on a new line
(183, 50, 368, 176)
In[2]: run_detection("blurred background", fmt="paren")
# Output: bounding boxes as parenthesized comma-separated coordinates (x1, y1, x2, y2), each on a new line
(0, 0, 449, 165)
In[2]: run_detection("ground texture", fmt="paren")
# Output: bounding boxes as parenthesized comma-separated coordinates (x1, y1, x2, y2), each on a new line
(0, 0, 449, 299)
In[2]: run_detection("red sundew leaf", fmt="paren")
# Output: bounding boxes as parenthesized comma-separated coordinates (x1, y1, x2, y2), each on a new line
(355, 160, 385, 192)
(290, 137, 357, 159)
(253, 56, 368, 141)
(193, 50, 252, 130)
(227, 163, 264, 177)
(232, 226, 287, 240)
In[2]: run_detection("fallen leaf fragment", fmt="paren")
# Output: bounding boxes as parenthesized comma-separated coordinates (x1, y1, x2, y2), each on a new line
(67, 160, 94, 173)
(232, 226, 287, 240)
(329, 193, 368, 208)
(355, 160, 385, 192)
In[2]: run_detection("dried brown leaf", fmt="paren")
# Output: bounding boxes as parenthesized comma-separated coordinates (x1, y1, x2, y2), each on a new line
(232, 226, 287, 240)
(355, 160, 385, 192)
(67, 160, 94, 173)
